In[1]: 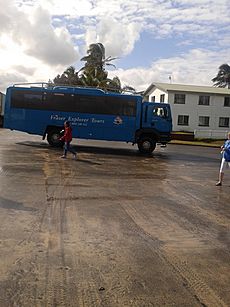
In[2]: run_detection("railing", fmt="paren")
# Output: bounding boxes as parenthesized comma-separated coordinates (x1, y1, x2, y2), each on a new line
(12, 83, 107, 94)
(11, 82, 138, 95)
(13, 82, 50, 88)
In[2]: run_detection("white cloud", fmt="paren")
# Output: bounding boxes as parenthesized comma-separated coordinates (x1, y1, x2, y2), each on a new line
(39, 0, 93, 16)
(109, 48, 230, 91)
(12, 0, 230, 53)
(0, 0, 229, 94)
(15, 0, 230, 39)
(0, 1, 80, 63)
(0, 73, 27, 93)
(11, 6, 79, 66)
(0, 0, 80, 92)
(85, 17, 141, 58)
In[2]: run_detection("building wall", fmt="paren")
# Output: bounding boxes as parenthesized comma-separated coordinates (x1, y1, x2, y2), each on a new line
(149, 89, 168, 103)
(148, 88, 230, 138)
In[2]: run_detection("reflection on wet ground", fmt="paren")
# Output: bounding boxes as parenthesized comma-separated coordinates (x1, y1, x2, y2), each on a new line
(0, 197, 36, 212)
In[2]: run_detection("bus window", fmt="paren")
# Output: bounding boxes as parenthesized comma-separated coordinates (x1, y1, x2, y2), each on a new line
(10, 88, 137, 116)
(11, 90, 43, 109)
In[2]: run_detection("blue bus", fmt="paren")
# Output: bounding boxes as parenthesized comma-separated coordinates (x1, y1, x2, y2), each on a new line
(4, 83, 172, 153)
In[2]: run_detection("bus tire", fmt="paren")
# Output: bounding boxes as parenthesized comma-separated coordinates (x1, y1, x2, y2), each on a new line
(47, 128, 63, 147)
(138, 137, 156, 154)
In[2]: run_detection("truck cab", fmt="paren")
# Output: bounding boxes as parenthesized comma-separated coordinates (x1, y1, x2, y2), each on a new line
(136, 102, 172, 153)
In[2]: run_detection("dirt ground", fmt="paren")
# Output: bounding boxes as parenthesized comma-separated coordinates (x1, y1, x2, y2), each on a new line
(0, 129, 229, 307)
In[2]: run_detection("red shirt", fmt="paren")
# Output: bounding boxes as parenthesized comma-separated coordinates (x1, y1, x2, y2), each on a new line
(60, 126, 72, 142)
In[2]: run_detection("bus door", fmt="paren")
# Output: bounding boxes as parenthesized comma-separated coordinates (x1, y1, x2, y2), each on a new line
(147, 104, 172, 133)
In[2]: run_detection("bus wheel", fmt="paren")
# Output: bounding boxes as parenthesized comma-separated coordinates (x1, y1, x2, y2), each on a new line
(138, 137, 156, 154)
(47, 129, 63, 147)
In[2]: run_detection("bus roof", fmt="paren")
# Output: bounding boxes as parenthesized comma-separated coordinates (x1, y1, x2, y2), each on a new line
(9, 83, 141, 98)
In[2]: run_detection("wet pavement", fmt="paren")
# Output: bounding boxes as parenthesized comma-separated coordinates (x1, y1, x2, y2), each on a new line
(0, 129, 229, 307)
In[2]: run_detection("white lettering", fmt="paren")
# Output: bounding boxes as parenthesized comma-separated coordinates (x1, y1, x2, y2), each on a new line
(50, 114, 66, 121)
(68, 116, 89, 123)
(50, 115, 104, 125)
(91, 118, 105, 124)
(72, 122, 88, 127)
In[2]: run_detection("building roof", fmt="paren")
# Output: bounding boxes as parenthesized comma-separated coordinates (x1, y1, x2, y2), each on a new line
(144, 82, 230, 95)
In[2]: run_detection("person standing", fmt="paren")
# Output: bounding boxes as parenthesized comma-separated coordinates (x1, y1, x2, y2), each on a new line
(216, 132, 230, 186)
(59, 121, 77, 159)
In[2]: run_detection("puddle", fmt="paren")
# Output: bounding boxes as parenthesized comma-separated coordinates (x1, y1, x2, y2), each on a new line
(0, 197, 36, 212)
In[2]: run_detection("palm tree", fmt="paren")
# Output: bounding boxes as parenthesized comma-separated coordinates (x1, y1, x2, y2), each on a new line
(80, 43, 117, 71)
(53, 66, 82, 86)
(52, 43, 136, 93)
(212, 64, 230, 89)
(122, 85, 136, 94)
(79, 43, 120, 90)
(96, 76, 121, 93)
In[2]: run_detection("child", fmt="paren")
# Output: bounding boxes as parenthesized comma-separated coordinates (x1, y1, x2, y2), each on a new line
(59, 121, 77, 159)
(216, 132, 230, 186)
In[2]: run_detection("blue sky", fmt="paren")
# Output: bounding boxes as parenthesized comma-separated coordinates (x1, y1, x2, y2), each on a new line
(118, 32, 191, 68)
(0, 0, 229, 93)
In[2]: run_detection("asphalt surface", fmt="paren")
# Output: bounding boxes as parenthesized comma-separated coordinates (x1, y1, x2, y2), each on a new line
(0, 129, 229, 307)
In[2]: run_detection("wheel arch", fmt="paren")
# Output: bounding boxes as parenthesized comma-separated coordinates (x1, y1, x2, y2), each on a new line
(43, 125, 63, 140)
(135, 128, 159, 143)
(45, 125, 64, 147)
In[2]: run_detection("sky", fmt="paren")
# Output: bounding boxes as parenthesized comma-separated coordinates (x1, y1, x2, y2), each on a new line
(0, 0, 229, 93)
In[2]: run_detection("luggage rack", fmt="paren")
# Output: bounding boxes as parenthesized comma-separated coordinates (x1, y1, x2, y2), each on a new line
(12, 82, 138, 95)
(13, 82, 51, 88)
(12, 82, 106, 93)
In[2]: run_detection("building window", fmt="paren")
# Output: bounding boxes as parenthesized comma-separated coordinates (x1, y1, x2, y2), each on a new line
(198, 96, 210, 105)
(151, 96, 155, 102)
(199, 116, 209, 126)
(178, 115, 189, 126)
(160, 94, 165, 102)
(174, 94, 185, 104)
(219, 117, 229, 127)
(224, 97, 230, 107)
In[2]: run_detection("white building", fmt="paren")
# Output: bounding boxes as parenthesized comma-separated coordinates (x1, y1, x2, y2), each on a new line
(143, 83, 230, 139)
